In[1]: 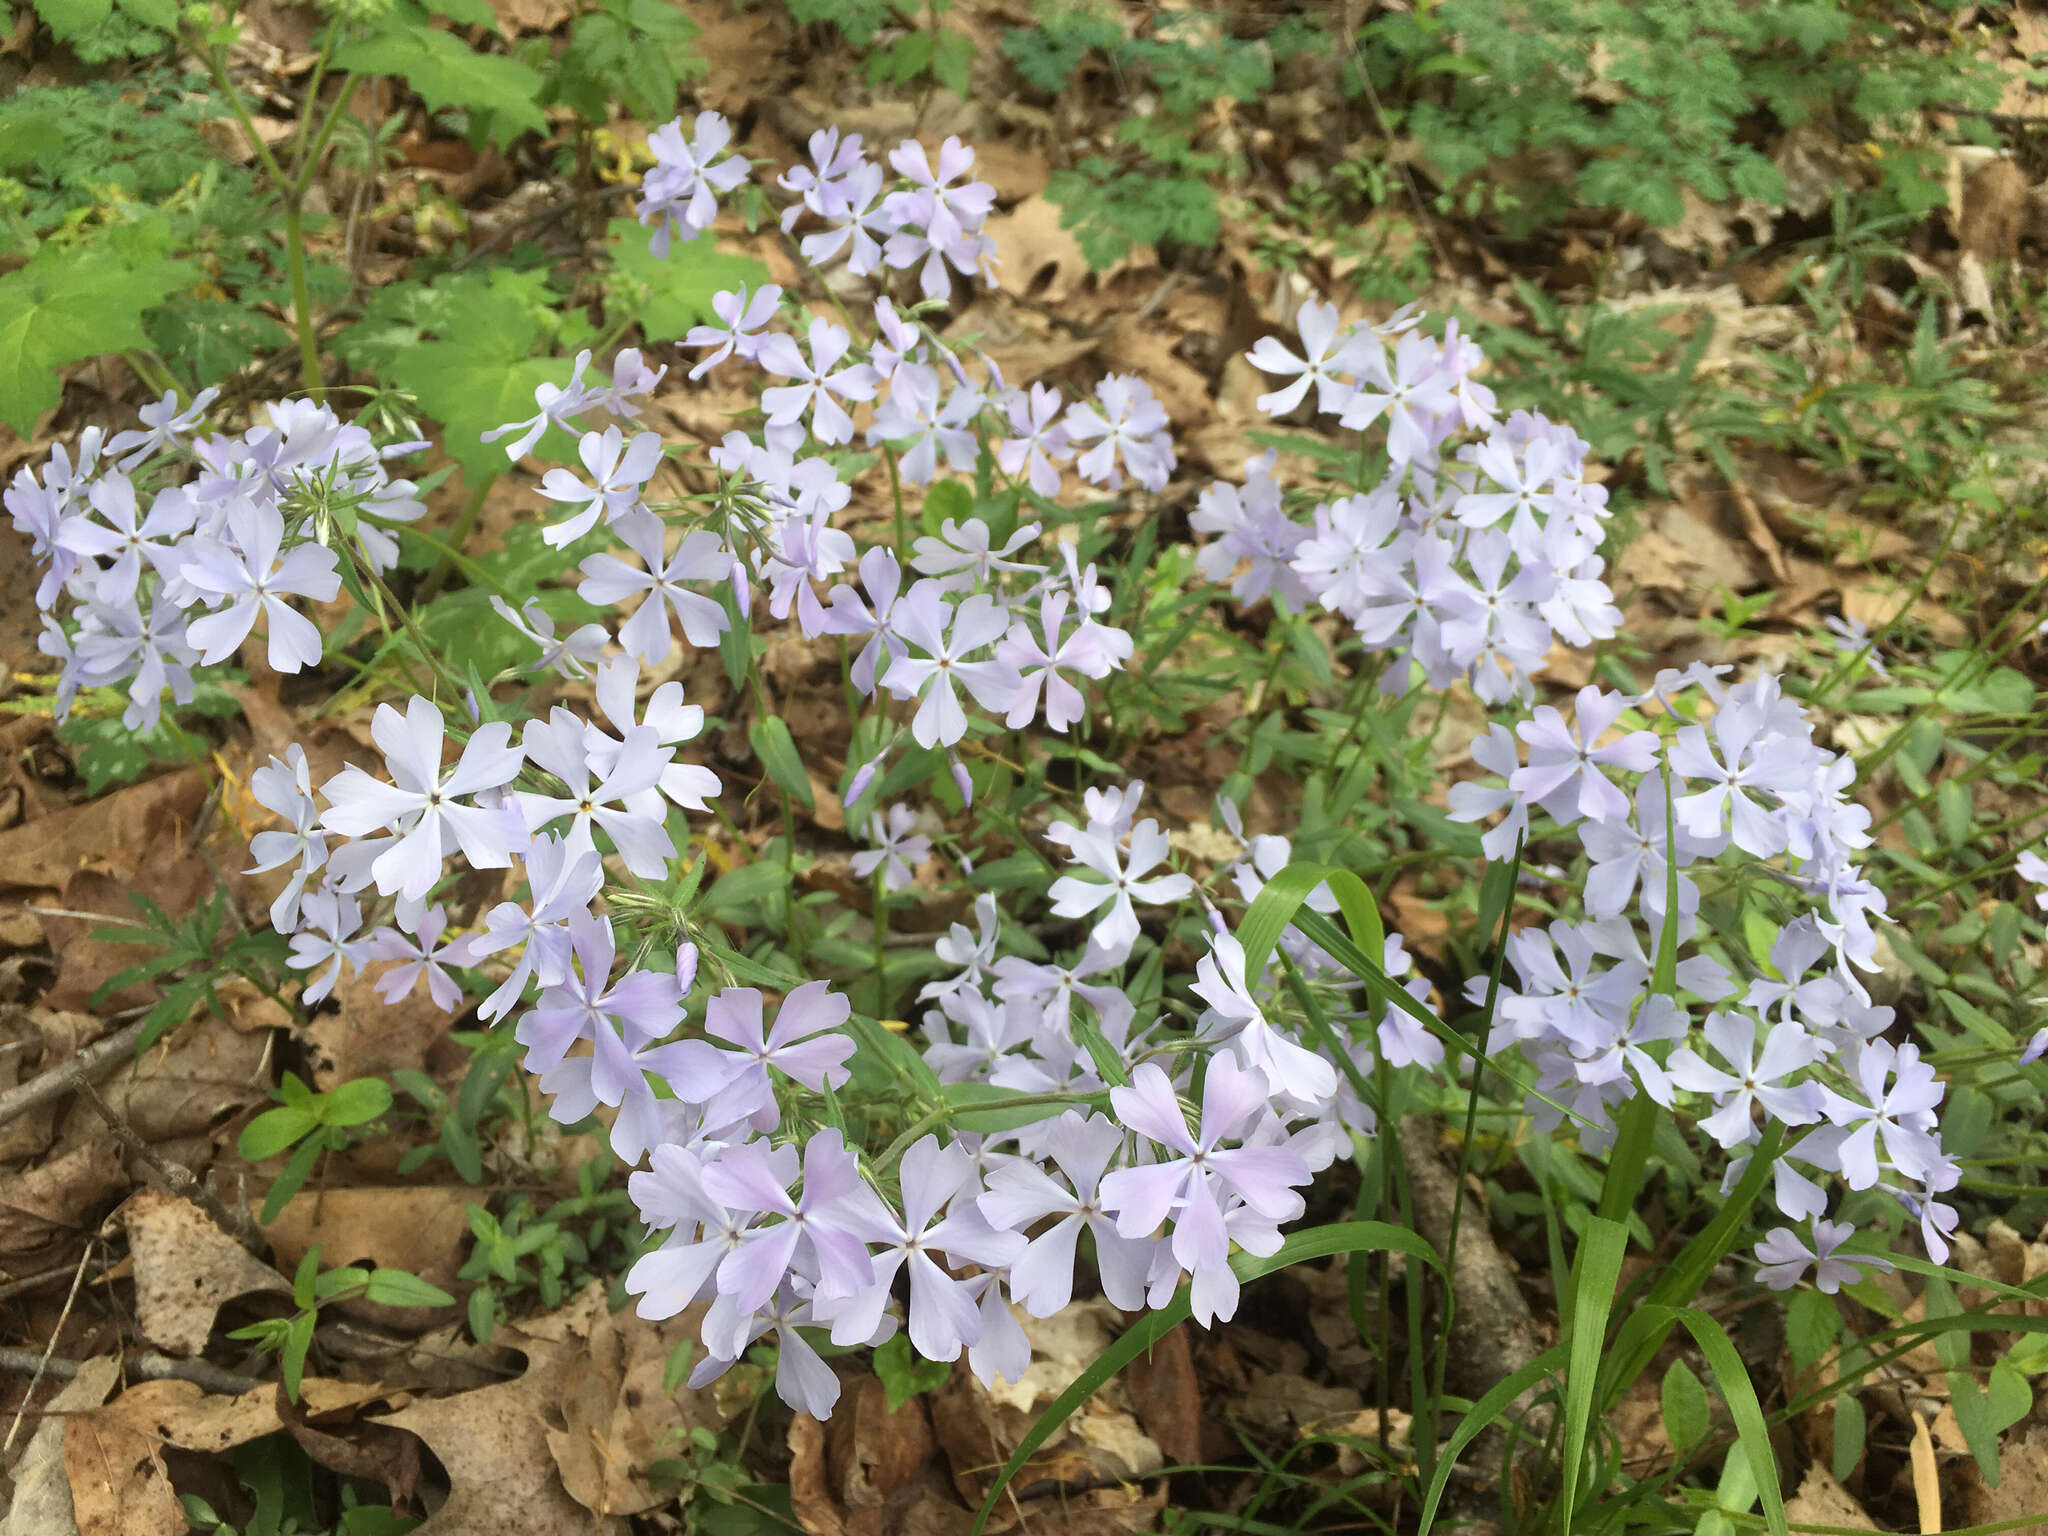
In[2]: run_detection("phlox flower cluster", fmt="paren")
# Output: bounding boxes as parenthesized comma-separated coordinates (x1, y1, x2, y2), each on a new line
(5, 394, 426, 728)
(25, 109, 1964, 1429)
(1197, 301, 1620, 706)
(1446, 670, 1934, 1290)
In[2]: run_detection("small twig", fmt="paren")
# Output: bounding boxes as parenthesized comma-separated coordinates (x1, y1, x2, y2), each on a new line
(1, 1244, 92, 1457)
(0, 1261, 92, 1303)
(0, 1345, 260, 1397)
(0, 1015, 152, 1134)
(78, 1080, 264, 1252)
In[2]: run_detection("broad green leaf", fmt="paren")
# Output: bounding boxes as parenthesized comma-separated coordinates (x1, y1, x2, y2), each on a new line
(0, 245, 196, 433)
(332, 27, 546, 144)
(31, 0, 113, 42)
(939, 1083, 1077, 1134)
(239, 1106, 317, 1162)
(1661, 1358, 1710, 1450)
(604, 217, 771, 341)
(321, 1077, 394, 1128)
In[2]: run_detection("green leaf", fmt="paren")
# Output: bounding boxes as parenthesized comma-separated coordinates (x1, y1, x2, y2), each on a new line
(939, 1083, 1075, 1134)
(112, 0, 178, 30)
(0, 244, 195, 434)
(1557, 1216, 1629, 1535)
(32, 0, 114, 42)
(1831, 1390, 1866, 1480)
(468, 1282, 497, 1341)
(1786, 1289, 1840, 1375)
(604, 218, 771, 342)
(1661, 1358, 1711, 1451)
(280, 1310, 315, 1401)
(331, 26, 546, 145)
(320, 1077, 394, 1128)
(239, 1106, 318, 1163)
(363, 1269, 458, 1308)
(872, 1333, 951, 1412)
(748, 717, 815, 809)
(261, 1134, 326, 1225)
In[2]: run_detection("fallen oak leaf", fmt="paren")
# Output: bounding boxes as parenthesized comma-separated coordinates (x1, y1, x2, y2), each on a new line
(123, 1188, 289, 1356)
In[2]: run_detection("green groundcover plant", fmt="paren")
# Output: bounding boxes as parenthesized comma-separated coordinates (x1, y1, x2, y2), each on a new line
(13, 109, 2048, 1535)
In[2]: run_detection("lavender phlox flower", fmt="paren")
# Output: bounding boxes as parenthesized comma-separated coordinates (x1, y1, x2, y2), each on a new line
(757, 317, 878, 447)
(1666, 1010, 1825, 1149)
(1054, 541, 1114, 617)
(172, 495, 337, 672)
(911, 516, 1044, 593)
(1435, 319, 1497, 431)
(881, 583, 1019, 748)
(1245, 299, 1375, 417)
(1572, 992, 1686, 1107)
(702, 1131, 891, 1312)
(588, 347, 667, 420)
(1819, 1038, 1945, 1188)
(1192, 930, 1338, 1104)
(488, 595, 609, 680)
(1668, 701, 1822, 858)
(1192, 453, 1313, 610)
(995, 384, 1072, 497)
(995, 589, 1128, 733)
(1047, 816, 1192, 953)
(1742, 917, 1849, 1033)
(1100, 1057, 1311, 1323)
(72, 588, 201, 731)
(868, 296, 925, 382)
(920, 989, 1032, 1084)
(1579, 776, 1715, 924)
(818, 1135, 1022, 1362)
(287, 888, 371, 1005)
(1494, 920, 1642, 1056)
(1435, 529, 1553, 672)
(1823, 613, 1889, 678)
(1446, 723, 1531, 863)
(867, 362, 981, 485)
(481, 351, 600, 459)
(885, 136, 996, 248)
(992, 939, 1135, 1049)
(853, 803, 930, 892)
(514, 909, 683, 1112)
(576, 516, 731, 663)
(779, 127, 867, 223)
(1536, 555, 1624, 651)
(248, 745, 327, 931)
(365, 903, 470, 1011)
(818, 546, 906, 695)
(684, 284, 783, 378)
(536, 427, 664, 548)
(106, 387, 220, 471)
(1509, 685, 1659, 827)
(979, 1111, 1156, 1315)
(319, 695, 526, 901)
(699, 981, 858, 1096)
(694, 1283, 846, 1420)
(581, 655, 721, 814)
(1046, 782, 1146, 850)
(798, 157, 892, 274)
(1063, 375, 1176, 493)
(1281, 486, 1400, 627)
(919, 892, 1002, 1006)
(1339, 331, 1458, 465)
(626, 1144, 754, 1318)
(2022, 1026, 2048, 1067)
(516, 707, 677, 878)
(1454, 429, 1564, 542)
(760, 504, 857, 637)
(1755, 1218, 1890, 1294)
(469, 833, 603, 1021)
(640, 110, 750, 256)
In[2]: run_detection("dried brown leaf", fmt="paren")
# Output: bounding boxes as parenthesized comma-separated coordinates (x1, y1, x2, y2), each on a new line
(124, 1189, 290, 1356)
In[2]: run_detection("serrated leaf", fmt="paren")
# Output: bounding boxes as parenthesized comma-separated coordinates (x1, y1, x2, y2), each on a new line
(32, 0, 113, 41)
(332, 27, 546, 145)
(0, 245, 195, 433)
(112, 0, 178, 28)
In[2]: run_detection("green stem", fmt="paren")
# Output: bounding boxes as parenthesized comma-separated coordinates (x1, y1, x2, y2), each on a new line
(416, 476, 495, 602)
(871, 870, 890, 1021)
